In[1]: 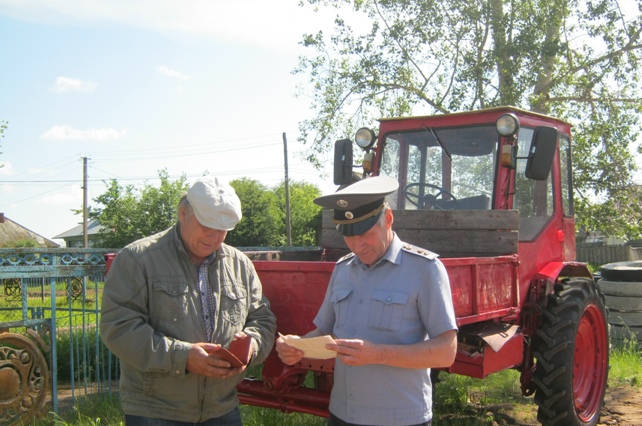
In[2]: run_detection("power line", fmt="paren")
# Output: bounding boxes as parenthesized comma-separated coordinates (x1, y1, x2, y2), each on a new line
(0, 130, 326, 210)
(0, 183, 77, 209)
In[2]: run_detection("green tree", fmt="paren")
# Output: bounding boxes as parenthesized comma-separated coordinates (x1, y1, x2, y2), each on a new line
(2, 239, 38, 248)
(227, 178, 284, 247)
(274, 180, 323, 246)
(296, 0, 642, 240)
(87, 169, 188, 248)
(82, 174, 323, 249)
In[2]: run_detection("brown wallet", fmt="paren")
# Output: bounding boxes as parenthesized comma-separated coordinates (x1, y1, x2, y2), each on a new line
(215, 335, 252, 367)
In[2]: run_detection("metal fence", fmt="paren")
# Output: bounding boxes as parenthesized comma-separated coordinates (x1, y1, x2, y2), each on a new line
(0, 248, 119, 425)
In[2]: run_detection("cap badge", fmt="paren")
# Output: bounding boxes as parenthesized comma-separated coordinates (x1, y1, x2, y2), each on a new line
(345, 211, 354, 219)
(337, 199, 349, 208)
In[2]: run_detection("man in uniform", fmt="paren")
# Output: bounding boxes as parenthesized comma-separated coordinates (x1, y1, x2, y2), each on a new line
(276, 175, 458, 426)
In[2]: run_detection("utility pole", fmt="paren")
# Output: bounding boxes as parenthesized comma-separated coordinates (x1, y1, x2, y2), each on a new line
(82, 156, 88, 248)
(283, 132, 291, 246)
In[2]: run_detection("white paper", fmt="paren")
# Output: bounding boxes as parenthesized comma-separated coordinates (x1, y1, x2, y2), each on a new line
(280, 334, 337, 359)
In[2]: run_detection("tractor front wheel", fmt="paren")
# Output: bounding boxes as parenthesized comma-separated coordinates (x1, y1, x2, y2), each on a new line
(533, 278, 609, 426)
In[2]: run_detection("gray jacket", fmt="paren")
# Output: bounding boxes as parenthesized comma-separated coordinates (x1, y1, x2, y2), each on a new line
(99, 224, 276, 422)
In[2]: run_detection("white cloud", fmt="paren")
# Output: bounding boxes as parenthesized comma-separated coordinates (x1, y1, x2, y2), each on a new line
(156, 65, 192, 80)
(41, 125, 128, 141)
(0, 0, 343, 53)
(0, 162, 14, 176)
(39, 185, 82, 206)
(52, 76, 97, 93)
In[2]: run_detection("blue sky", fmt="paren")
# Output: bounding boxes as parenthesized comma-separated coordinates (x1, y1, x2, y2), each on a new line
(0, 1, 342, 243)
(2, 1, 640, 244)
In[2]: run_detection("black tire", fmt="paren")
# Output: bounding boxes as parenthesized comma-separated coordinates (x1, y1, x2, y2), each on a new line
(532, 278, 609, 426)
(600, 261, 642, 282)
(598, 279, 642, 297)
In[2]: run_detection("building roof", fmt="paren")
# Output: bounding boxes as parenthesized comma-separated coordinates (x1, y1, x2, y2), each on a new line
(53, 220, 104, 239)
(0, 213, 60, 248)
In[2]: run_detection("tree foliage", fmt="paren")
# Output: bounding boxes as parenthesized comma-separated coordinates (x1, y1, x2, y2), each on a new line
(296, 0, 642, 239)
(227, 178, 284, 247)
(86, 173, 323, 249)
(86, 169, 188, 248)
(2, 239, 38, 248)
(228, 178, 322, 247)
(274, 180, 323, 246)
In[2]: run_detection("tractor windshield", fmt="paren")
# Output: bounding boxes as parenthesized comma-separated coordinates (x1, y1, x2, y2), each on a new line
(379, 125, 497, 210)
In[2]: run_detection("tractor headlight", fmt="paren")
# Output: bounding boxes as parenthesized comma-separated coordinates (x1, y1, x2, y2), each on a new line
(355, 127, 377, 150)
(496, 114, 520, 137)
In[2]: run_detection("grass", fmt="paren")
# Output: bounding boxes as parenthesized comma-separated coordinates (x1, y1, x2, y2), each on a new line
(23, 393, 329, 426)
(0, 280, 103, 328)
(608, 336, 642, 387)
(24, 335, 639, 426)
(8, 272, 638, 425)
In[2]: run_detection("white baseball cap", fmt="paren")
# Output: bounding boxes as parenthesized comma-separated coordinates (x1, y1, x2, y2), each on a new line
(186, 177, 242, 230)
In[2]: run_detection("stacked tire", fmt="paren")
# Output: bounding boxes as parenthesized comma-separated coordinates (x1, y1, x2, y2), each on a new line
(599, 261, 642, 347)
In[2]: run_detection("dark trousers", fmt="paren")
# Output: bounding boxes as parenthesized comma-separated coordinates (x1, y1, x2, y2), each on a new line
(125, 407, 242, 426)
(328, 412, 431, 426)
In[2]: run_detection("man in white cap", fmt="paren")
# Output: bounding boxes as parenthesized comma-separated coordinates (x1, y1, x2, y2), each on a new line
(276, 175, 457, 426)
(100, 176, 276, 426)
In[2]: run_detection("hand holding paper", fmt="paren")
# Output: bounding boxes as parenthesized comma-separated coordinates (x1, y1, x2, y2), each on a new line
(279, 333, 337, 359)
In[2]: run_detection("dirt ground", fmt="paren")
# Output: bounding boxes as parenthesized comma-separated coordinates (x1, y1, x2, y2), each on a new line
(474, 384, 642, 426)
(596, 385, 642, 426)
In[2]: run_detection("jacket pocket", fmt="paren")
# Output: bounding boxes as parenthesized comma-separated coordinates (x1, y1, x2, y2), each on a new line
(142, 371, 157, 396)
(331, 289, 353, 327)
(221, 280, 248, 326)
(151, 280, 191, 324)
(368, 290, 408, 331)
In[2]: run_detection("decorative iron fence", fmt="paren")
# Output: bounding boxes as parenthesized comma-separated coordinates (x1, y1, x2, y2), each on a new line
(0, 248, 119, 425)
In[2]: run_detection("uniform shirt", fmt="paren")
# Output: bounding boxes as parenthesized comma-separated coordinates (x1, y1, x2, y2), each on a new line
(314, 233, 457, 426)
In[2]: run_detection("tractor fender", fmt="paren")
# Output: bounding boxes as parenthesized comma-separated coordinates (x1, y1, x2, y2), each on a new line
(532, 261, 593, 287)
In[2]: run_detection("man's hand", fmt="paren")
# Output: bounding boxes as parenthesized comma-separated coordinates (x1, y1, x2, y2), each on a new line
(186, 342, 246, 379)
(327, 339, 378, 366)
(275, 334, 305, 366)
(328, 330, 458, 369)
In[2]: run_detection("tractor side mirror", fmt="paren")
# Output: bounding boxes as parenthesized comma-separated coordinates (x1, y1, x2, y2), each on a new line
(525, 126, 558, 180)
(333, 139, 354, 185)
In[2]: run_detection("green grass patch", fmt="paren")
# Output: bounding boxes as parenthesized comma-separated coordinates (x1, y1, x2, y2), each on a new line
(432, 369, 536, 425)
(609, 335, 642, 387)
(27, 340, 642, 426)
(23, 394, 125, 426)
(0, 280, 104, 328)
(53, 328, 119, 382)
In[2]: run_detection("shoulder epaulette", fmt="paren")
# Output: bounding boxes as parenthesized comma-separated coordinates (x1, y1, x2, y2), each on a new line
(337, 252, 355, 264)
(401, 243, 439, 260)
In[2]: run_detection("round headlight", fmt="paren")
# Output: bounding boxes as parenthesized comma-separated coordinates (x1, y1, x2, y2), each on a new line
(496, 114, 520, 137)
(355, 127, 376, 149)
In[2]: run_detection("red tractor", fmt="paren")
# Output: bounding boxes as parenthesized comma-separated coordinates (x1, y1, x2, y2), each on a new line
(238, 106, 609, 426)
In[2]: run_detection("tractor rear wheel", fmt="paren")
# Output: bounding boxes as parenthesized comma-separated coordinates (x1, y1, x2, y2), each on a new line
(532, 278, 609, 426)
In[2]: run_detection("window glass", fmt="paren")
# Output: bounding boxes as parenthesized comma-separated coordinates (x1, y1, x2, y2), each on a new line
(514, 128, 554, 240)
(380, 137, 401, 208)
(559, 135, 573, 216)
(381, 126, 497, 211)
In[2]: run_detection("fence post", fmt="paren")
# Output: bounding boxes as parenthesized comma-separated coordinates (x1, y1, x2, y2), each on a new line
(50, 276, 58, 413)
